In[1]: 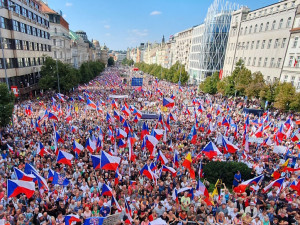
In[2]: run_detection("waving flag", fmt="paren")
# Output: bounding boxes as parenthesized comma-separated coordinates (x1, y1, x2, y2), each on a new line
(233, 175, 264, 193)
(83, 217, 105, 225)
(73, 140, 84, 154)
(113, 110, 120, 121)
(35, 120, 42, 134)
(118, 139, 127, 148)
(55, 131, 64, 144)
(255, 125, 264, 138)
(189, 125, 197, 144)
(152, 129, 163, 140)
(47, 169, 55, 181)
(14, 168, 35, 181)
(7, 180, 35, 199)
(202, 141, 222, 159)
(100, 151, 121, 171)
(144, 135, 158, 155)
(141, 122, 149, 140)
(65, 215, 81, 225)
(133, 108, 142, 118)
(106, 112, 114, 123)
(173, 151, 179, 168)
(32, 171, 49, 191)
(222, 136, 239, 154)
(122, 106, 131, 116)
(24, 163, 38, 176)
(262, 178, 285, 193)
(85, 138, 96, 153)
(87, 99, 97, 109)
(140, 164, 154, 179)
(7, 144, 14, 154)
(48, 112, 58, 121)
(91, 155, 101, 169)
(101, 183, 113, 196)
(52, 172, 70, 186)
(57, 151, 73, 166)
(111, 196, 122, 212)
(37, 142, 47, 157)
(161, 165, 176, 177)
(157, 150, 168, 165)
(163, 97, 175, 108)
(117, 128, 127, 139)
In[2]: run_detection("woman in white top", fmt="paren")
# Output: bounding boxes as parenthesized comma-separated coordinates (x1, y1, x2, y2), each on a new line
(206, 213, 216, 225)
(252, 216, 262, 225)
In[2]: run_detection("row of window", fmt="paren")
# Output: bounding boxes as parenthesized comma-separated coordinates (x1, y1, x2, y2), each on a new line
(0, 57, 46, 69)
(239, 17, 292, 36)
(228, 38, 287, 52)
(0, 17, 50, 40)
(226, 56, 283, 68)
(1, 38, 51, 52)
(6, 0, 49, 27)
(283, 75, 300, 89)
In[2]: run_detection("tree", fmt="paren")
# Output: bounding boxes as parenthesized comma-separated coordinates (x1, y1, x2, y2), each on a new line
(108, 57, 115, 66)
(0, 84, 15, 127)
(199, 71, 219, 94)
(245, 72, 265, 98)
(274, 82, 298, 111)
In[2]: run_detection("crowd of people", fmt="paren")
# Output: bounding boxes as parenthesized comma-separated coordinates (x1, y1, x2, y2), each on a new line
(0, 66, 299, 225)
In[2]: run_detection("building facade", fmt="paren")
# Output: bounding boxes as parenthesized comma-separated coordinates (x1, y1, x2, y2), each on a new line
(39, 1, 71, 64)
(281, 4, 300, 91)
(0, 0, 52, 95)
(223, 0, 299, 83)
(69, 30, 89, 68)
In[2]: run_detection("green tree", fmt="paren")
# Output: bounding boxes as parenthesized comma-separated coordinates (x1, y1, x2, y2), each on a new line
(0, 84, 15, 127)
(199, 71, 220, 94)
(245, 72, 265, 98)
(274, 82, 298, 111)
(235, 67, 252, 96)
(108, 57, 115, 66)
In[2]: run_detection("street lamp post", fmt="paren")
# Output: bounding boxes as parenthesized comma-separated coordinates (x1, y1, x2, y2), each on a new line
(0, 4, 16, 90)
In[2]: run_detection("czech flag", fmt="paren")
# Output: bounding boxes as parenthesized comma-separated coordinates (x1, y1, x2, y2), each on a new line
(196, 180, 209, 198)
(189, 125, 197, 144)
(161, 165, 177, 177)
(233, 175, 264, 193)
(133, 115, 139, 123)
(37, 142, 47, 157)
(140, 164, 154, 179)
(87, 99, 97, 109)
(100, 151, 121, 171)
(57, 150, 73, 166)
(222, 136, 239, 154)
(114, 110, 120, 121)
(65, 215, 81, 225)
(169, 113, 177, 121)
(144, 135, 159, 155)
(14, 168, 35, 181)
(262, 178, 285, 193)
(91, 155, 101, 169)
(117, 128, 127, 139)
(163, 97, 175, 108)
(157, 150, 169, 165)
(202, 141, 222, 159)
(106, 112, 114, 123)
(173, 151, 179, 168)
(122, 106, 131, 116)
(7, 144, 14, 154)
(52, 172, 70, 186)
(255, 125, 264, 138)
(141, 122, 149, 140)
(152, 129, 164, 140)
(85, 138, 96, 153)
(24, 163, 38, 176)
(222, 118, 230, 127)
(83, 217, 105, 225)
(48, 112, 58, 121)
(35, 120, 42, 134)
(101, 183, 113, 196)
(133, 108, 142, 118)
(7, 180, 35, 199)
(71, 125, 78, 133)
(32, 171, 49, 191)
(55, 131, 64, 144)
(118, 139, 127, 148)
(47, 169, 54, 181)
(198, 104, 205, 113)
(73, 140, 84, 154)
(111, 195, 122, 212)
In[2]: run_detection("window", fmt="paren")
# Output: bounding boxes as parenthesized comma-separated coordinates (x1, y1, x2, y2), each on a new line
(264, 58, 268, 67)
(259, 23, 263, 32)
(297, 80, 300, 90)
(12, 20, 19, 31)
(240, 27, 243, 35)
(279, 19, 283, 29)
(18, 58, 24, 68)
(271, 20, 276, 30)
(33, 42, 37, 51)
(274, 39, 279, 48)
(15, 40, 22, 50)
(252, 57, 256, 66)
(256, 40, 260, 49)
(5, 58, 13, 69)
(20, 23, 26, 33)
(26, 25, 32, 35)
(247, 57, 251, 66)
(54, 51, 57, 59)
(32, 27, 36, 36)
(55, 28, 57, 34)
(32, 13, 36, 21)
(21, 7, 27, 17)
(15, 4, 21, 14)
(265, 22, 269, 31)
(291, 76, 295, 86)
(23, 41, 28, 50)
(254, 24, 258, 33)
(28, 58, 31, 67)
(244, 27, 248, 35)
(53, 39, 56, 46)
(288, 56, 293, 67)
(262, 40, 266, 49)
(249, 26, 252, 34)
(287, 17, 292, 28)
(251, 41, 254, 49)
(270, 58, 275, 67)
(28, 11, 32, 20)
(267, 39, 272, 49)
(297, 56, 300, 68)
(36, 29, 40, 37)
(24, 58, 29, 67)
(28, 41, 33, 51)
(258, 57, 262, 67)
(277, 58, 282, 68)
(281, 38, 286, 48)
(246, 41, 249, 50)
(284, 75, 288, 82)
(293, 37, 298, 48)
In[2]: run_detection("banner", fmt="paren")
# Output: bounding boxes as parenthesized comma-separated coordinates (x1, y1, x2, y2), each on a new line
(248, 137, 263, 144)
(11, 86, 19, 97)
(108, 95, 128, 99)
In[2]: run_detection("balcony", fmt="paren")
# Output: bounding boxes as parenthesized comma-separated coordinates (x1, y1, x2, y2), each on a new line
(19, 83, 39, 95)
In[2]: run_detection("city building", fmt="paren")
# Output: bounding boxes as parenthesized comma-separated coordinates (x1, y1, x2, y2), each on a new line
(69, 30, 89, 68)
(223, 0, 299, 83)
(39, 0, 71, 64)
(0, 0, 52, 95)
(281, 4, 300, 91)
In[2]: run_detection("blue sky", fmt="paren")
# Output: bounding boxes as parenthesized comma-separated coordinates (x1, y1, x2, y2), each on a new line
(47, 0, 276, 51)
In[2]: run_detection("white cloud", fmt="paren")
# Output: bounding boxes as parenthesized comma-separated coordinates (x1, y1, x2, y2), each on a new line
(65, 2, 73, 7)
(150, 11, 162, 16)
(104, 25, 110, 29)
